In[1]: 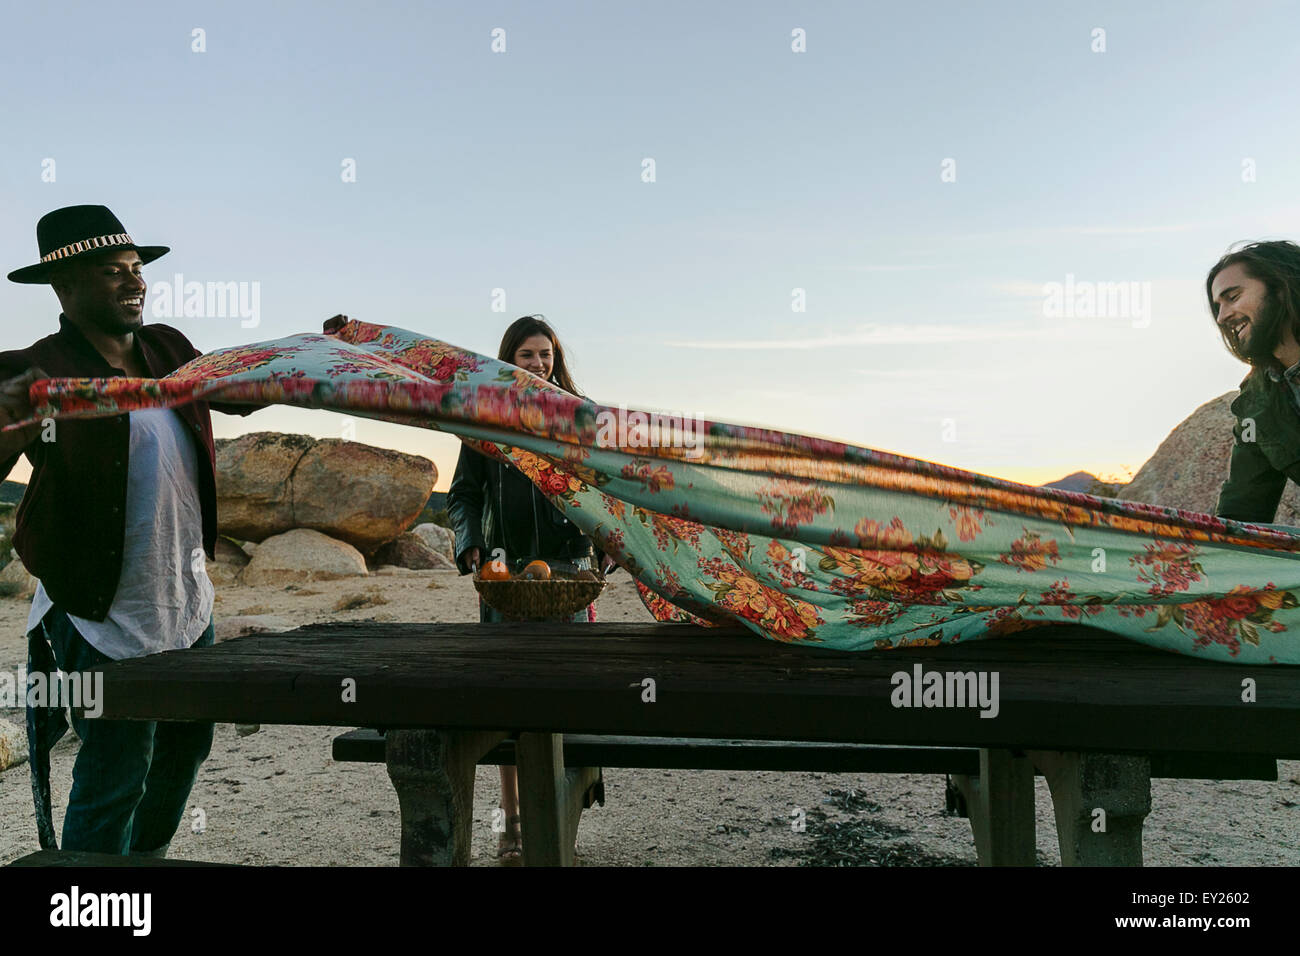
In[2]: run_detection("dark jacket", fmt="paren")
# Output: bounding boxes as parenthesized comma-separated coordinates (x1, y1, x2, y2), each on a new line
(446, 445, 601, 575)
(0, 315, 246, 621)
(1214, 367, 1300, 523)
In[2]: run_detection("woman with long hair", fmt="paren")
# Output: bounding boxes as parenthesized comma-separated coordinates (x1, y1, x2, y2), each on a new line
(446, 314, 616, 862)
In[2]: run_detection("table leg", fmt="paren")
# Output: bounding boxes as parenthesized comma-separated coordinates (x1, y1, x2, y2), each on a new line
(1028, 751, 1151, 866)
(515, 732, 568, 866)
(515, 733, 603, 867)
(566, 765, 604, 860)
(951, 748, 1036, 865)
(385, 729, 509, 866)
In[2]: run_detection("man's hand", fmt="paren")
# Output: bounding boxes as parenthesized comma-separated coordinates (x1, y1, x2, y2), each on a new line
(464, 546, 481, 572)
(0, 367, 46, 430)
(0, 367, 47, 463)
(323, 314, 352, 335)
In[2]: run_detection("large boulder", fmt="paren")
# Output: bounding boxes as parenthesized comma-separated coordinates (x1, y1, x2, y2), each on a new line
(411, 522, 456, 560)
(216, 433, 437, 553)
(371, 533, 456, 570)
(291, 440, 437, 553)
(1120, 390, 1300, 522)
(215, 433, 313, 540)
(241, 529, 369, 586)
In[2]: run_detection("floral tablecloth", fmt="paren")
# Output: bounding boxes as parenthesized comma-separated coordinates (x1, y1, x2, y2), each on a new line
(19, 319, 1300, 664)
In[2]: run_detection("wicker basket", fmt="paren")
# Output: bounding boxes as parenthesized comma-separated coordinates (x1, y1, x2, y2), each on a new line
(473, 571, 605, 621)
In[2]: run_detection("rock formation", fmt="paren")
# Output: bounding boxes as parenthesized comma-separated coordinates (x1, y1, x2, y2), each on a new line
(371, 532, 456, 571)
(216, 433, 436, 553)
(1120, 390, 1300, 522)
(240, 528, 370, 586)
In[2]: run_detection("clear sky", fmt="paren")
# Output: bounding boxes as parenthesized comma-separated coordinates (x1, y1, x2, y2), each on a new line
(3, 0, 1295, 490)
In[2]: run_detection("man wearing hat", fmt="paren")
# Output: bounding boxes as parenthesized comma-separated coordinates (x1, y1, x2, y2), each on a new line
(0, 205, 255, 856)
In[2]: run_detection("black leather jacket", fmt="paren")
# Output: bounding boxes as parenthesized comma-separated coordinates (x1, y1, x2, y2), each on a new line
(447, 445, 603, 575)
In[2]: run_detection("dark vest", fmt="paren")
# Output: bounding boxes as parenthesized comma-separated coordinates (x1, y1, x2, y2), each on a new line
(0, 316, 217, 621)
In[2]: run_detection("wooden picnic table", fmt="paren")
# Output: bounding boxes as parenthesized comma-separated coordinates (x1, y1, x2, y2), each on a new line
(88, 621, 1300, 867)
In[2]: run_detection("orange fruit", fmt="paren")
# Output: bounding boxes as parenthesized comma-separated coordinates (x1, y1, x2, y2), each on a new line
(479, 559, 511, 581)
(520, 560, 552, 580)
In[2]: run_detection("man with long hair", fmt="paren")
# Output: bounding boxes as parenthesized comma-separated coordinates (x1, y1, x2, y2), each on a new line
(1209, 240, 1300, 523)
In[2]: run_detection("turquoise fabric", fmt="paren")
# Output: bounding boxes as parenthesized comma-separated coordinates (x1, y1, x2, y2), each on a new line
(23, 319, 1300, 665)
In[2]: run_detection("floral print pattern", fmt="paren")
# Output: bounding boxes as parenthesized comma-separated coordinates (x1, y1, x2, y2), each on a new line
(17, 317, 1300, 663)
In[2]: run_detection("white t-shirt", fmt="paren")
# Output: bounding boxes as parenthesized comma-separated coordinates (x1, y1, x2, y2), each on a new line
(28, 408, 215, 661)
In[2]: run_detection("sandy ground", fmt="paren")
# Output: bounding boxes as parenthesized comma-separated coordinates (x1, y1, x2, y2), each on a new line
(1, 568, 1297, 866)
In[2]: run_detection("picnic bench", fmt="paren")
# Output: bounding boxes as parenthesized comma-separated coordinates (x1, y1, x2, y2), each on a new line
(86, 621, 1300, 867)
(330, 728, 1278, 817)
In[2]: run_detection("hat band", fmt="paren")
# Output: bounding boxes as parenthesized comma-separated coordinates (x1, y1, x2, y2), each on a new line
(39, 233, 134, 263)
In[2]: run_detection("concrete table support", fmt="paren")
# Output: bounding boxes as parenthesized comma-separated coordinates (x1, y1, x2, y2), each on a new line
(1029, 750, 1151, 866)
(954, 749, 1154, 866)
(384, 728, 603, 866)
(385, 728, 509, 866)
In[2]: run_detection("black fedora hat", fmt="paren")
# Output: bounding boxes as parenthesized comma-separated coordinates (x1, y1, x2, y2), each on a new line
(7, 204, 169, 284)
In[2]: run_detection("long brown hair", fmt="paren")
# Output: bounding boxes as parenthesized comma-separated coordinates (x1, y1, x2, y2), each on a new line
(497, 315, 583, 397)
(1206, 240, 1300, 370)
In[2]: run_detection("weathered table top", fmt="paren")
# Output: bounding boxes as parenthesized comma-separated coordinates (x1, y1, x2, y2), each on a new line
(89, 622, 1300, 757)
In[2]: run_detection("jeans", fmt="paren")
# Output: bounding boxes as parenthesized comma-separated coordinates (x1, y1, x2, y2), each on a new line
(26, 606, 215, 855)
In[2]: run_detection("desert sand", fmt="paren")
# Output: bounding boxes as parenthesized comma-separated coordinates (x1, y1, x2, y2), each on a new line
(1, 569, 1297, 866)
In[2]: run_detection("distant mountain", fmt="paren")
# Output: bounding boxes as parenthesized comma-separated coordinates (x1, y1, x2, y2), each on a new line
(1039, 471, 1099, 492)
